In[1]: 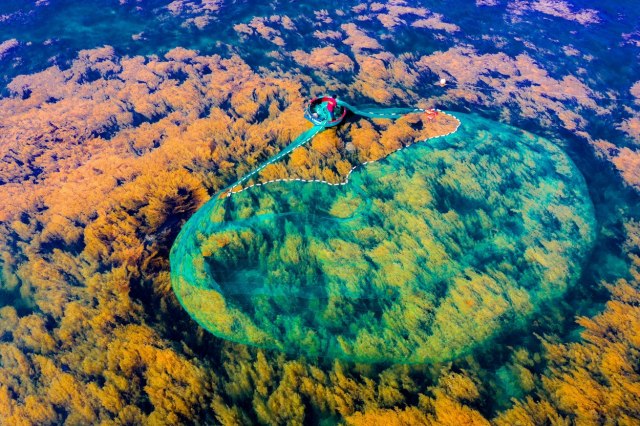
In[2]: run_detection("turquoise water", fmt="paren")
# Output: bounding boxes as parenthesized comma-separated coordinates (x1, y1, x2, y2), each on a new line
(0, 0, 636, 373)
(170, 111, 596, 363)
(1, 2, 639, 421)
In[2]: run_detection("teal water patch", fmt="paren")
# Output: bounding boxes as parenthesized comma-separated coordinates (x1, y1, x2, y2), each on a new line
(169, 112, 596, 363)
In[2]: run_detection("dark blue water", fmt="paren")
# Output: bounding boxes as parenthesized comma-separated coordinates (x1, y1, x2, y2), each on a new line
(1, 0, 638, 102)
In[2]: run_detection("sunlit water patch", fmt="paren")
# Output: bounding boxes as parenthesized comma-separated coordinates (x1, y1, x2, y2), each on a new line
(170, 112, 596, 363)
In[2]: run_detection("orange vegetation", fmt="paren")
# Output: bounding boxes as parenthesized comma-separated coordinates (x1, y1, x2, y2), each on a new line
(619, 117, 640, 142)
(507, 0, 600, 25)
(230, 111, 458, 192)
(0, 38, 19, 59)
(411, 15, 460, 33)
(0, 47, 320, 423)
(350, 1, 460, 33)
(350, 53, 422, 104)
(166, 0, 224, 29)
(233, 16, 295, 47)
(0, 7, 638, 420)
(340, 23, 383, 52)
(291, 47, 354, 73)
(235, 14, 629, 195)
(631, 81, 640, 101)
(594, 140, 640, 191)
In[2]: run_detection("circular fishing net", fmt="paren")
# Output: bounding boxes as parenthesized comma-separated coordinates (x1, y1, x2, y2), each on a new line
(170, 111, 595, 363)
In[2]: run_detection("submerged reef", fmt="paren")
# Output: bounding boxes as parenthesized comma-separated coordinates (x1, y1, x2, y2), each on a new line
(1, 0, 640, 423)
(171, 112, 596, 363)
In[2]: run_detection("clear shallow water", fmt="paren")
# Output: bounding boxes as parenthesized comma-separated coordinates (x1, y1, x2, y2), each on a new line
(1, 0, 637, 357)
(170, 111, 597, 363)
(0, 0, 636, 339)
(0, 0, 640, 422)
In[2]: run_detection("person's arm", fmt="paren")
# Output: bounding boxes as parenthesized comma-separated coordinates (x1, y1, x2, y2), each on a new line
(320, 104, 332, 122)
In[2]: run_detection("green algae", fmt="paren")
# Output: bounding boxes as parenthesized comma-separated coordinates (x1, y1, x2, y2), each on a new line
(169, 112, 596, 363)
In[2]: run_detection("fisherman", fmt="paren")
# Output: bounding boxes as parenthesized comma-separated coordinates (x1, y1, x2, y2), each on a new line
(304, 95, 345, 127)
(319, 96, 337, 122)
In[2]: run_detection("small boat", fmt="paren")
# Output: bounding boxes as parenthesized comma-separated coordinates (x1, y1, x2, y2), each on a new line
(304, 96, 347, 127)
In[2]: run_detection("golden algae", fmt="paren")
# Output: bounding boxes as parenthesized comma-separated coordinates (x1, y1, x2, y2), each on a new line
(170, 112, 596, 363)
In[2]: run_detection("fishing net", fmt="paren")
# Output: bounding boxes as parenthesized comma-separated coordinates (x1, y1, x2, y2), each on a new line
(170, 111, 595, 363)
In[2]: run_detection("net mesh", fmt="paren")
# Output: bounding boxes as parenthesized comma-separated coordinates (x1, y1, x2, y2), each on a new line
(170, 109, 596, 363)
